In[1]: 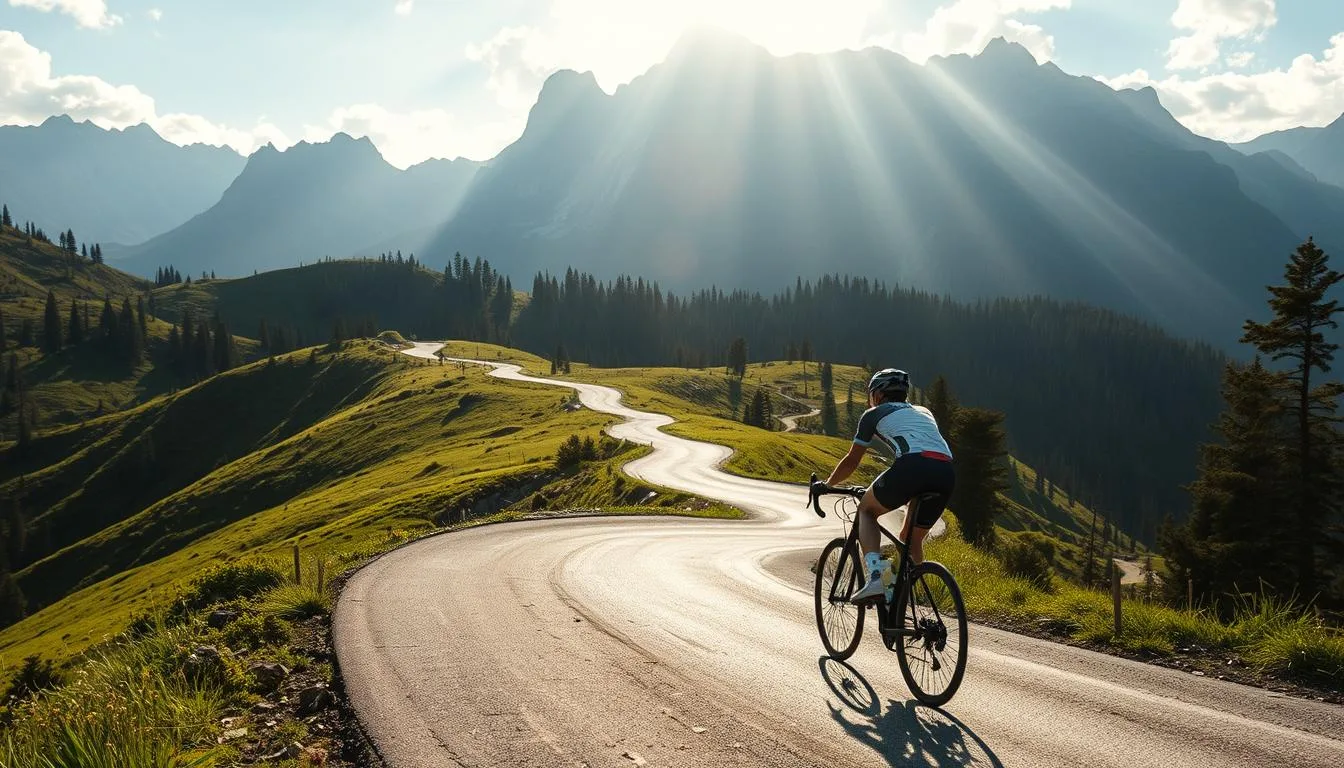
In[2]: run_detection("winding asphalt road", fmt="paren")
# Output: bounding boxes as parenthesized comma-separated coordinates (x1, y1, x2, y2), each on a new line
(334, 343, 1344, 767)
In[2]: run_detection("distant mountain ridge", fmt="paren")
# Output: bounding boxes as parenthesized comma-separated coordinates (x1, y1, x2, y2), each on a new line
(1236, 114, 1344, 189)
(111, 133, 479, 277)
(0, 116, 246, 246)
(416, 34, 1344, 348)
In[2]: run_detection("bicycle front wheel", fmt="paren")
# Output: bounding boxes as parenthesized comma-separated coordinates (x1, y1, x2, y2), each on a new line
(894, 561, 968, 707)
(814, 537, 865, 660)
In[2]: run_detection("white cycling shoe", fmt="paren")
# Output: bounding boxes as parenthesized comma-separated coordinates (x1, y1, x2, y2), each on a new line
(850, 572, 887, 604)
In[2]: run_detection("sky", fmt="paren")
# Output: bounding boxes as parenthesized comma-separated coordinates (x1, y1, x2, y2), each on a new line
(1, 1, 1343, 167)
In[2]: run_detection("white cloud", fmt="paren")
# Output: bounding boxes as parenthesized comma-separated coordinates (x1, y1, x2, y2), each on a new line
(1225, 50, 1255, 68)
(0, 29, 285, 154)
(1100, 32, 1344, 143)
(394, 0, 413, 15)
(7, 0, 121, 29)
(1165, 0, 1276, 71)
(0, 30, 151, 124)
(896, 0, 1070, 65)
(303, 103, 514, 166)
(147, 8, 162, 22)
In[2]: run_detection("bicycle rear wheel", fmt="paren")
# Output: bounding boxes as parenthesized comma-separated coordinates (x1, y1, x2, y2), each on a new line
(814, 537, 865, 660)
(894, 561, 967, 707)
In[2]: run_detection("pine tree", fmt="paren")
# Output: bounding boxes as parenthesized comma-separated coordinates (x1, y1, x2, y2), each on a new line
(41, 290, 61, 354)
(137, 297, 147, 337)
(1239, 237, 1344, 598)
(950, 407, 1009, 546)
(66, 301, 82, 345)
(168, 325, 181, 371)
(728, 337, 748, 379)
(99, 298, 116, 341)
(193, 323, 212, 377)
(64, 229, 76, 255)
(119, 298, 142, 365)
(328, 318, 346, 351)
(213, 316, 235, 372)
(820, 362, 834, 392)
(1161, 359, 1293, 607)
(926, 376, 958, 444)
(91, 244, 103, 264)
(18, 320, 34, 348)
(845, 381, 857, 434)
(258, 318, 271, 356)
(0, 204, 10, 228)
(820, 386, 839, 436)
(81, 243, 87, 260)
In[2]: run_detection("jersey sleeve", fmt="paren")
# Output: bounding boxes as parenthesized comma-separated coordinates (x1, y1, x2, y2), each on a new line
(853, 407, 880, 446)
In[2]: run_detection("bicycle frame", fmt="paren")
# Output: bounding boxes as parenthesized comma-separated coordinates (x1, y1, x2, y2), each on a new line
(809, 477, 924, 645)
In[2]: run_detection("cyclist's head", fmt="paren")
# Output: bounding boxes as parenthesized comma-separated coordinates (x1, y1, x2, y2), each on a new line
(867, 368, 910, 405)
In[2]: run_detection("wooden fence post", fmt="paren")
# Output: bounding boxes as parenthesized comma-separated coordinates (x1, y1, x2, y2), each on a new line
(1188, 577, 1194, 612)
(316, 558, 325, 591)
(292, 544, 301, 585)
(1112, 568, 1122, 636)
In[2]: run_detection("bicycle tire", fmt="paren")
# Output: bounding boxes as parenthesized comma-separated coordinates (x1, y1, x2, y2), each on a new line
(814, 537, 865, 660)
(894, 561, 968, 707)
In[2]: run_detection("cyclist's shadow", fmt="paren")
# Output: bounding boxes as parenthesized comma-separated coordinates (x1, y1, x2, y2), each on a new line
(818, 657, 1002, 768)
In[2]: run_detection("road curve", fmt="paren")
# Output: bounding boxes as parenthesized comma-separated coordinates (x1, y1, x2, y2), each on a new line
(775, 392, 821, 433)
(334, 343, 1344, 768)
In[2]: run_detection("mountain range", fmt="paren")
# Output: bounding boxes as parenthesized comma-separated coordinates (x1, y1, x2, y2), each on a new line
(4, 33, 1343, 348)
(111, 134, 479, 277)
(419, 33, 1344, 347)
(1237, 115, 1344, 188)
(0, 116, 245, 246)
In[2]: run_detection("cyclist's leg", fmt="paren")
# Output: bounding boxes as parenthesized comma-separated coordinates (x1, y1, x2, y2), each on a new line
(904, 458, 956, 563)
(856, 487, 890, 558)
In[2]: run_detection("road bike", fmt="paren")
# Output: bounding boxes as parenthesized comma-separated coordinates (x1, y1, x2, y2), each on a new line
(807, 473, 968, 707)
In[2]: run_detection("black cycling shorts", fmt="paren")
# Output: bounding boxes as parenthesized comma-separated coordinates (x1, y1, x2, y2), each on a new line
(871, 454, 956, 528)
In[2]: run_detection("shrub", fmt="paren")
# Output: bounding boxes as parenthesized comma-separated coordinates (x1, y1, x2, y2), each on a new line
(997, 532, 1054, 588)
(256, 583, 328, 620)
(183, 561, 286, 611)
(219, 613, 291, 651)
(555, 434, 584, 468)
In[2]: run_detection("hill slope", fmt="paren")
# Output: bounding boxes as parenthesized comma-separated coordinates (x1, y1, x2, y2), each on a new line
(0, 224, 263, 428)
(0, 116, 244, 246)
(112, 134, 479, 278)
(420, 34, 1336, 348)
(0, 341, 729, 672)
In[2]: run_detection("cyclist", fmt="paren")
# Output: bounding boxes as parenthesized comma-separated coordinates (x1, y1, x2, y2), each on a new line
(817, 368, 955, 603)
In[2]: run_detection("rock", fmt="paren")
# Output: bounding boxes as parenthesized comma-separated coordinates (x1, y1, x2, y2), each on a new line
(221, 727, 247, 741)
(692, 726, 707, 734)
(622, 752, 647, 766)
(286, 742, 304, 759)
(207, 609, 238, 629)
(248, 662, 290, 693)
(190, 645, 222, 662)
(251, 701, 278, 714)
(298, 684, 335, 714)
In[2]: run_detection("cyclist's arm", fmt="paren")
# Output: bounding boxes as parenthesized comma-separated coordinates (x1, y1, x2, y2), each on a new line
(827, 405, 881, 485)
(825, 442, 867, 485)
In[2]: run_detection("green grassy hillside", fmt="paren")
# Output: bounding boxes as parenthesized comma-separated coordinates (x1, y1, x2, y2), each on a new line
(0, 340, 735, 675)
(0, 226, 260, 428)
